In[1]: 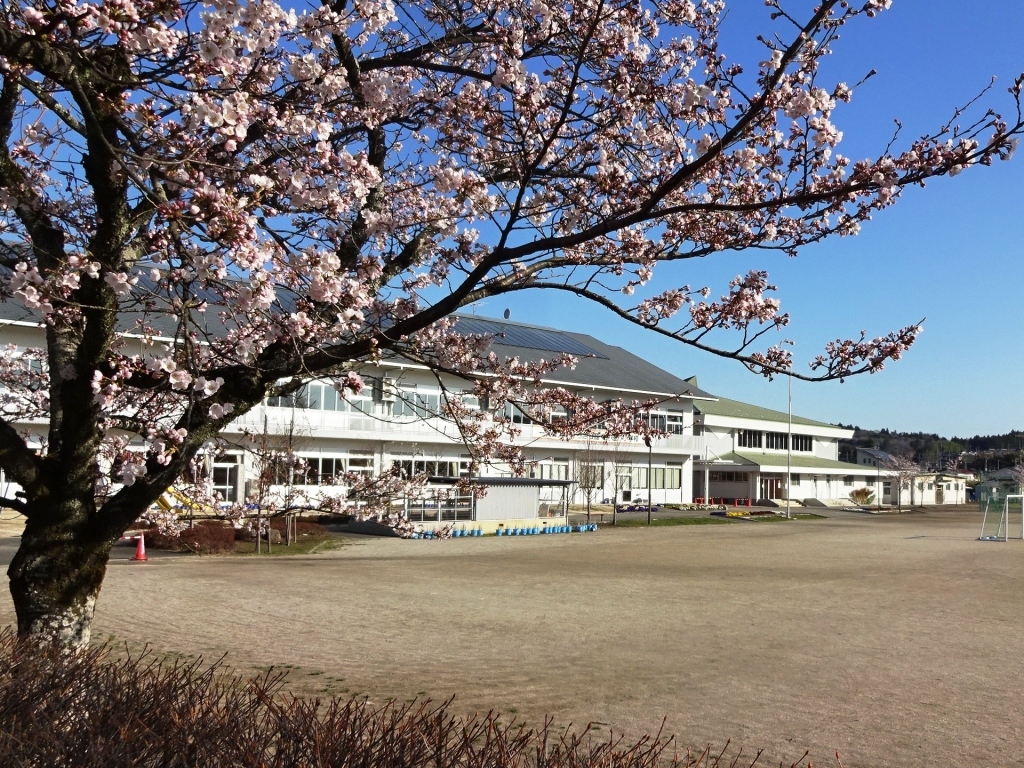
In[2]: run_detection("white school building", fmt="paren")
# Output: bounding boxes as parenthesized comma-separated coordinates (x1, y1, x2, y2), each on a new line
(0, 306, 936, 527)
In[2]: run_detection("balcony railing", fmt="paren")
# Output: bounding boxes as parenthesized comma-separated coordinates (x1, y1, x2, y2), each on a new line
(232, 407, 705, 454)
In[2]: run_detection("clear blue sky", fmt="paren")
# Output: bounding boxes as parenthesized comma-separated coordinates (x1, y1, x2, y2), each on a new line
(471, 1, 1024, 439)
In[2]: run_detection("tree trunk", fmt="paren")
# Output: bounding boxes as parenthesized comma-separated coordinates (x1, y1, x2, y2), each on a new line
(7, 515, 113, 649)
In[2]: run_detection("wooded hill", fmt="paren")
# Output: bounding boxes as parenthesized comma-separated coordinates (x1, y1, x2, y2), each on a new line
(837, 428, 1024, 471)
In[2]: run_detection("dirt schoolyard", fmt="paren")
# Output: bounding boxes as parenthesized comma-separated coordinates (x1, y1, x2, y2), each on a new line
(2, 507, 1022, 767)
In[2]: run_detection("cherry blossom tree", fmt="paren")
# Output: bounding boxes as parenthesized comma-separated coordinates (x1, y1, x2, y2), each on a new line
(0, 0, 1021, 647)
(881, 454, 920, 511)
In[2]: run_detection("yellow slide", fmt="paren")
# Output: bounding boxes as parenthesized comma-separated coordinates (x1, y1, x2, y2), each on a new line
(156, 487, 219, 516)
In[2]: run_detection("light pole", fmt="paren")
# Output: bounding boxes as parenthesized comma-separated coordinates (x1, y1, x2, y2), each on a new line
(645, 434, 653, 526)
(876, 447, 881, 511)
(786, 374, 792, 520)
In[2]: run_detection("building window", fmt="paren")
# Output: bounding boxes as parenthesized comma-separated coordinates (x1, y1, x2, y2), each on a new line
(666, 413, 685, 435)
(737, 430, 762, 449)
(211, 456, 239, 501)
(631, 466, 648, 490)
(667, 463, 682, 489)
(844, 476, 854, 486)
(530, 460, 569, 480)
(543, 461, 569, 480)
(709, 471, 750, 483)
(792, 435, 813, 452)
(765, 432, 788, 450)
(647, 413, 667, 432)
(579, 463, 604, 489)
(348, 452, 375, 477)
(650, 467, 666, 489)
(505, 402, 533, 424)
(790, 474, 801, 484)
(393, 387, 440, 419)
(268, 382, 369, 413)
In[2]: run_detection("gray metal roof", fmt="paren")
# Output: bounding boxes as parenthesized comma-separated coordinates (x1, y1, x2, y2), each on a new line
(453, 315, 716, 400)
(693, 393, 839, 429)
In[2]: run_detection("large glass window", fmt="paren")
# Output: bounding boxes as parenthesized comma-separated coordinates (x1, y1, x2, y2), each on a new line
(666, 413, 685, 434)
(667, 463, 682, 489)
(737, 430, 762, 448)
(392, 386, 419, 418)
(765, 432, 788, 450)
(201, 455, 240, 501)
(267, 382, 357, 412)
(531, 460, 569, 480)
(505, 402, 533, 424)
(792, 434, 813, 452)
(348, 452, 375, 477)
(631, 466, 648, 490)
(709, 471, 750, 483)
(647, 413, 667, 432)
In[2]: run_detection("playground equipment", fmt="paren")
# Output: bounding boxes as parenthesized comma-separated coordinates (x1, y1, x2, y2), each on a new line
(979, 494, 1024, 541)
(156, 487, 220, 517)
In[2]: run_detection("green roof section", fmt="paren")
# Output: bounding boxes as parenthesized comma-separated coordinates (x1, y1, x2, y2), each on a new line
(692, 394, 838, 429)
(702, 451, 871, 472)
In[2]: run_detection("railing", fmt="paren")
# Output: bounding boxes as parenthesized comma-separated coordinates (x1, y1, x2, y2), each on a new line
(233, 407, 704, 454)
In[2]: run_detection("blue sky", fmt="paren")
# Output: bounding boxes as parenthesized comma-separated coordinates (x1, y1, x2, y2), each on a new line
(471, 1, 1024, 439)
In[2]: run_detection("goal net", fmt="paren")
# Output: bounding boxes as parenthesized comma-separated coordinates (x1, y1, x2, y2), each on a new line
(979, 494, 1024, 541)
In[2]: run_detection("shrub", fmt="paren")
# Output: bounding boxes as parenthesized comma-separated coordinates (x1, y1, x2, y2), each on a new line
(146, 524, 237, 554)
(0, 628, 771, 768)
(849, 488, 876, 506)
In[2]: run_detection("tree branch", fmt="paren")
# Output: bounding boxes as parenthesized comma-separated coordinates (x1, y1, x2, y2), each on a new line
(0, 416, 46, 505)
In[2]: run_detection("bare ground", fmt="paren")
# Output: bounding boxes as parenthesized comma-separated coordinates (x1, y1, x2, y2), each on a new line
(2, 507, 1022, 767)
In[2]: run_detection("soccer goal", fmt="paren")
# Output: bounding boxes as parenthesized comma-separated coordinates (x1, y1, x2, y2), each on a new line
(979, 495, 1024, 541)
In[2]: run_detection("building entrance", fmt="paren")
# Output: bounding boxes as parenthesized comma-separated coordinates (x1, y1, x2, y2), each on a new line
(759, 473, 785, 500)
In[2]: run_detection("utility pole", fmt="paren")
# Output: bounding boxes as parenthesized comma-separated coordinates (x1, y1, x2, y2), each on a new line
(786, 374, 792, 520)
(645, 434, 653, 526)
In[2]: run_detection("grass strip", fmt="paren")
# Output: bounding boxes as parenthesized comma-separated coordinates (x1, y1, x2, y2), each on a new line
(232, 534, 349, 556)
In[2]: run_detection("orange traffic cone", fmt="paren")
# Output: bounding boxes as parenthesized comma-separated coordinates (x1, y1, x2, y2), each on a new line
(132, 533, 148, 562)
